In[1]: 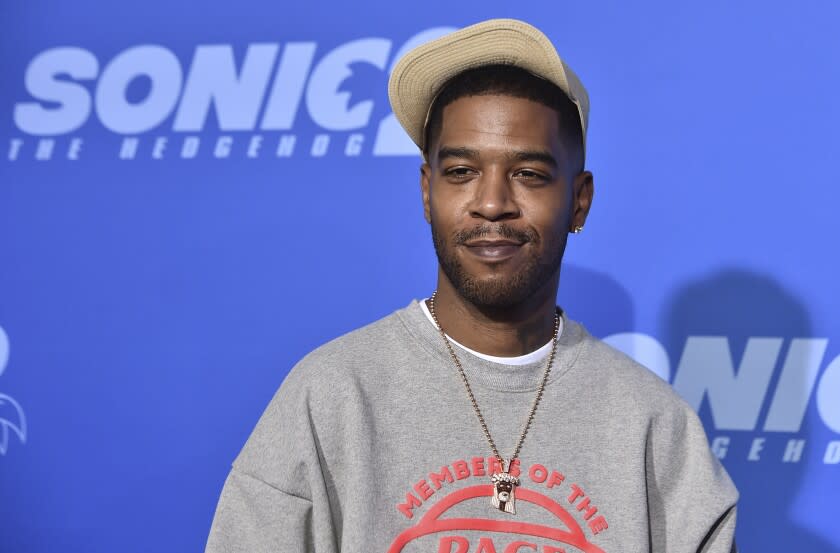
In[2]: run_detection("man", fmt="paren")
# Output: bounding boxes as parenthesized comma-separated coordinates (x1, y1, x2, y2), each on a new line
(205, 18, 738, 552)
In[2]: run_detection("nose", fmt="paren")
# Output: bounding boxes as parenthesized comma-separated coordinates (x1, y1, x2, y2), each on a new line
(468, 167, 520, 221)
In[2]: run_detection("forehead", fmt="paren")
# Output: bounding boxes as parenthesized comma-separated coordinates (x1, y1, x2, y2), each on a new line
(436, 94, 563, 155)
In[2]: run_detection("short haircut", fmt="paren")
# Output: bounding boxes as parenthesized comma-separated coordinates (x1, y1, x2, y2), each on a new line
(423, 64, 584, 174)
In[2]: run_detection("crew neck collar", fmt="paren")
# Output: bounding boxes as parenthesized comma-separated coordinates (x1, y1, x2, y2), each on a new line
(396, 299, 588, 392)
(417, 297, 561, 365)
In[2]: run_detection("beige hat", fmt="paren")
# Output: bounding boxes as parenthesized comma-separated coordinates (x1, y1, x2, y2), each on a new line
(388, 18, 590, 156)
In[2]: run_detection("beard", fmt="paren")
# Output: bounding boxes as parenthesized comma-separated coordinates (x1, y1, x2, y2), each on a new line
(431, 220, 566, 309)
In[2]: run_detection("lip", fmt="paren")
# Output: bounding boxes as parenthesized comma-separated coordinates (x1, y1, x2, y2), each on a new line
(463, 239, 523, 247)
(462, 239, 525, 261)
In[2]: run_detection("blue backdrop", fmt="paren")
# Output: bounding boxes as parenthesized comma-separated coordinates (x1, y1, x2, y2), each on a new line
(1, 1, 838, 551)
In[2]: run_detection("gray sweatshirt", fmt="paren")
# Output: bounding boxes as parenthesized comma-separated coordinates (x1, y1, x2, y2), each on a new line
(205, 300, 738, 552)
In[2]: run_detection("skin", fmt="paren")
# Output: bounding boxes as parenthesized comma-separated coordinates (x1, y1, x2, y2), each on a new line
(420, 94, 594, 357)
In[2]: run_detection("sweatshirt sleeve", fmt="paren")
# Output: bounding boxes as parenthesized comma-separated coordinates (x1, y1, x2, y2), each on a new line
(205, 357, 339, 552)
(646, 398, 739, 553)
(205, 468, 315, 552)
(699, 505, 738, 553)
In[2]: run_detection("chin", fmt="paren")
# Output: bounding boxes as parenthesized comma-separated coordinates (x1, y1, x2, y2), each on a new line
(434, 236, 562, 309)
(454, 275, 536, 309)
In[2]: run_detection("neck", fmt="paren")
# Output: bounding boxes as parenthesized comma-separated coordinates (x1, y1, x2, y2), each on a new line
(428, 270, 560, 357)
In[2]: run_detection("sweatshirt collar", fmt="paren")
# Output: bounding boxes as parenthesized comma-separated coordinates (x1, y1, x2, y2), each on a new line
(396, 299, 588, 392)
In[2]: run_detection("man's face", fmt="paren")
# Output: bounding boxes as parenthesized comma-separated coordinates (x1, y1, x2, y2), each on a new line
(421, 94, 593, 309)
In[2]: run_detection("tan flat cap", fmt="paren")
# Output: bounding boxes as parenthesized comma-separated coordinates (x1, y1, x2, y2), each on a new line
(388, 18, 590, 155)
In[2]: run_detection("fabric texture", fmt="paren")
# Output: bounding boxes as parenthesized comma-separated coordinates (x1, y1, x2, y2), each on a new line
(205, 300, 738, 552)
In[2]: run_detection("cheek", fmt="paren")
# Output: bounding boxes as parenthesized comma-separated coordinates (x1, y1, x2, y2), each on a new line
(521, 199, 571, 238)
(429, 192, 469, 232)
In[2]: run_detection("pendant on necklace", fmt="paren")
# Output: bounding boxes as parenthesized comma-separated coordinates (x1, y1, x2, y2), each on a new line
(491, 471, 520, 514)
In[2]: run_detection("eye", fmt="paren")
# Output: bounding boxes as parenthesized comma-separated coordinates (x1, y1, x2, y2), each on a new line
(513, 169, 550, 183)
(443, 166, 477, 181)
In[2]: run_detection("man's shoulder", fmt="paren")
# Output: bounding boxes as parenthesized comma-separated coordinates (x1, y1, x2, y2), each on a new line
(573, 325, 693, 416)
(283, 301, 418, 388)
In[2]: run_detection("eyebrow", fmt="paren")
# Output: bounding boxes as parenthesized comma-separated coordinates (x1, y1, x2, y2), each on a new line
(510, 150, 558, 168)
(437, 146, 480, 163)
(436, 146, 558, 168)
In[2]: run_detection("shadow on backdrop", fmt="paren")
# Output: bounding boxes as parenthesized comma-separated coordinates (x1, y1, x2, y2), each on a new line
(558, 263, 634, 339)
(662, 268, 836, 552)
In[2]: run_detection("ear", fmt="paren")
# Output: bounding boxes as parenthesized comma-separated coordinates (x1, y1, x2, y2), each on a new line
(570, 170, 594, 231)
(420, 161, 432, 224)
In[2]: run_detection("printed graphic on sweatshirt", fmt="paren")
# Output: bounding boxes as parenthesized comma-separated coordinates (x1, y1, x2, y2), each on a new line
(390, 456, 608, 553)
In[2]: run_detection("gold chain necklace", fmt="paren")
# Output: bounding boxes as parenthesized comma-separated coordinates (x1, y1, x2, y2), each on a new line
(428, 291, 560, 514)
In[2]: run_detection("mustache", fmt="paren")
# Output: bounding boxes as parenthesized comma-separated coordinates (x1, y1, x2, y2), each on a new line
(453, 224, 537, 245)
